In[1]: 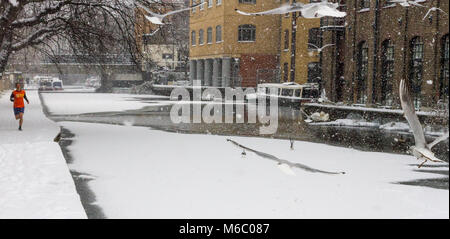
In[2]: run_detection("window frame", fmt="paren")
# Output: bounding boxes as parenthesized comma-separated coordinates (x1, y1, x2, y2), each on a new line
(381, 39, 395, 105)
(357, 41, 369, 104)
(191, 30, 196, 46)
(409, 36, 424, 107)
(238, 24, 256, 42)
(216, 25, 222, 43)
(207, 27, 213, 44)
(199, 29, 204, 45)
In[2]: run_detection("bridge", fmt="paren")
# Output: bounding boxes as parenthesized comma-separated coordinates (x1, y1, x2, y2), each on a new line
(9, 55, 144, 87)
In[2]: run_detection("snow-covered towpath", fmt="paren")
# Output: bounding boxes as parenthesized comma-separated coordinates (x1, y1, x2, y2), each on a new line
(0, 90, 86, 219)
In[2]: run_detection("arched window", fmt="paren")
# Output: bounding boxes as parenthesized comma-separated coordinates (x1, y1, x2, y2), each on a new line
(440, 34, 449, 102)
(238, 24, 256, 42)
(381, 39, 394, 105)
(191, 30, 196, 46)
(199, 29, 204, 45)
(284, 30, 289, 50)
(409, 36, 424, 107)
(357, 41, 368, 104)
(216, 25, 222, 42)
(207, 27, 212, 44)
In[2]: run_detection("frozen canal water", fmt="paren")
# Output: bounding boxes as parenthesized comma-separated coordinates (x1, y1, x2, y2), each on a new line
(40, 91, 449, 218)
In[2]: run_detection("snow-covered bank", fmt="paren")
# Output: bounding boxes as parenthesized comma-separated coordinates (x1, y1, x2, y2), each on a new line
(60, 121, 448, 219)
(41, 92, 170, 115)
(0, 91, 86, 219)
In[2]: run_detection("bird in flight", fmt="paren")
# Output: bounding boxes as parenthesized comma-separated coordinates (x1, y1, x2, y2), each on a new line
(307, 43, 335, 53)
(136, 1, 205, 25)
(144, 27, 161, 37)
(388, 0, 425, 7)
(422, 7, 448, 20)
(235, 1, 346, 18)
(227, 139, 346, 175)
(235, 3, 304, 16)
(399, 79, 449, 168)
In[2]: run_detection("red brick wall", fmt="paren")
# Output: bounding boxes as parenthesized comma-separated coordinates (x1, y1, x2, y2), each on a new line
(239, 54, 279, 87)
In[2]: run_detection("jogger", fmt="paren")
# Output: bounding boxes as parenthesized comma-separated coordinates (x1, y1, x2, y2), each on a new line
(10, 83, 29, 131)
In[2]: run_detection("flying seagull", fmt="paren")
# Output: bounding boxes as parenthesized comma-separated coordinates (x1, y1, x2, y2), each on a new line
(388, 0, 425, 7)
(308, 43, 335, 53)
(422, 7, 448, 20)
(399, 79, 449, 168)
(143, 27, 161, 37)
(227, 139, 345, 175)
(136, 1, 206, 25)
(235, 3, 304, 16)
(235, 1, 346, 18)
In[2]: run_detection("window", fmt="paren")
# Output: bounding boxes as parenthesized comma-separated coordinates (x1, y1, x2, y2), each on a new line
(238, 24, 256, 42)
(308, 28, 321, 49)
(281, 89, 294, 97)
(217, 0, 222, 6)
(357, 41, 368, 104)
(208, 0, 213, 8)
(409, 36, 424, 107)
(207, 27, 212, 44)
(283, 63, 289, 82)
(200, 0, 205, 10)
(307, 62, 321, 83)
(381, 39, 394, 105)
(239, 0, 256, 4)
(192, 0, 197, 13)
(216, 25, 222, 42)
(360, 0, 370, 9)
(284, 30, 289, 50)
(162, 54, 173, 60)
(440, 34, 449, 102)
(199, 29, 204, 45)
(191, 30, 196, 46)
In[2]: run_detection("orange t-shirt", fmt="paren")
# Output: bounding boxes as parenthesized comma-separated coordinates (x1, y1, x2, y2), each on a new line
(12, 90, 26, 108)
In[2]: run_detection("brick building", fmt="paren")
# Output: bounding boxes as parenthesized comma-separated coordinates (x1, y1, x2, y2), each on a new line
(321, 0, 449, 109)
(189, 0, 281, 87)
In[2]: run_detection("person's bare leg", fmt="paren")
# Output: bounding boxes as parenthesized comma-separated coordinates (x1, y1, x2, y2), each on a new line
(19, 113, 23, 130)
(15, 114, 20, 120)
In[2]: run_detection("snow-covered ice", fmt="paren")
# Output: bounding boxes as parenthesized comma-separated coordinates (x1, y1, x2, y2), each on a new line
(310, 118, 380, 127)
(60, 121, 448, 219)
(41, 92, 169, 115)
(0, 91, 86, 219)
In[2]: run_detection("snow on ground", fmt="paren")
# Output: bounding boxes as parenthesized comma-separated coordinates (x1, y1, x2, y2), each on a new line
(310, 118, 380, 127)
(305, 102, 442, 116)
(60, 121, 449, 219)
(0, 90, 86, 219)
(41, 92, 169, 115)
(380, 122, 411, 131)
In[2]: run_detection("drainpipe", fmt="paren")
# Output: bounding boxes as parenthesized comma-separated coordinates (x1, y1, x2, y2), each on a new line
(402, 7, 409, 90)
(351, 0, 358, 103)
(372, 0, 380, 105)
(433, 0, 441, 103)
(290, 0, 297, 82)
